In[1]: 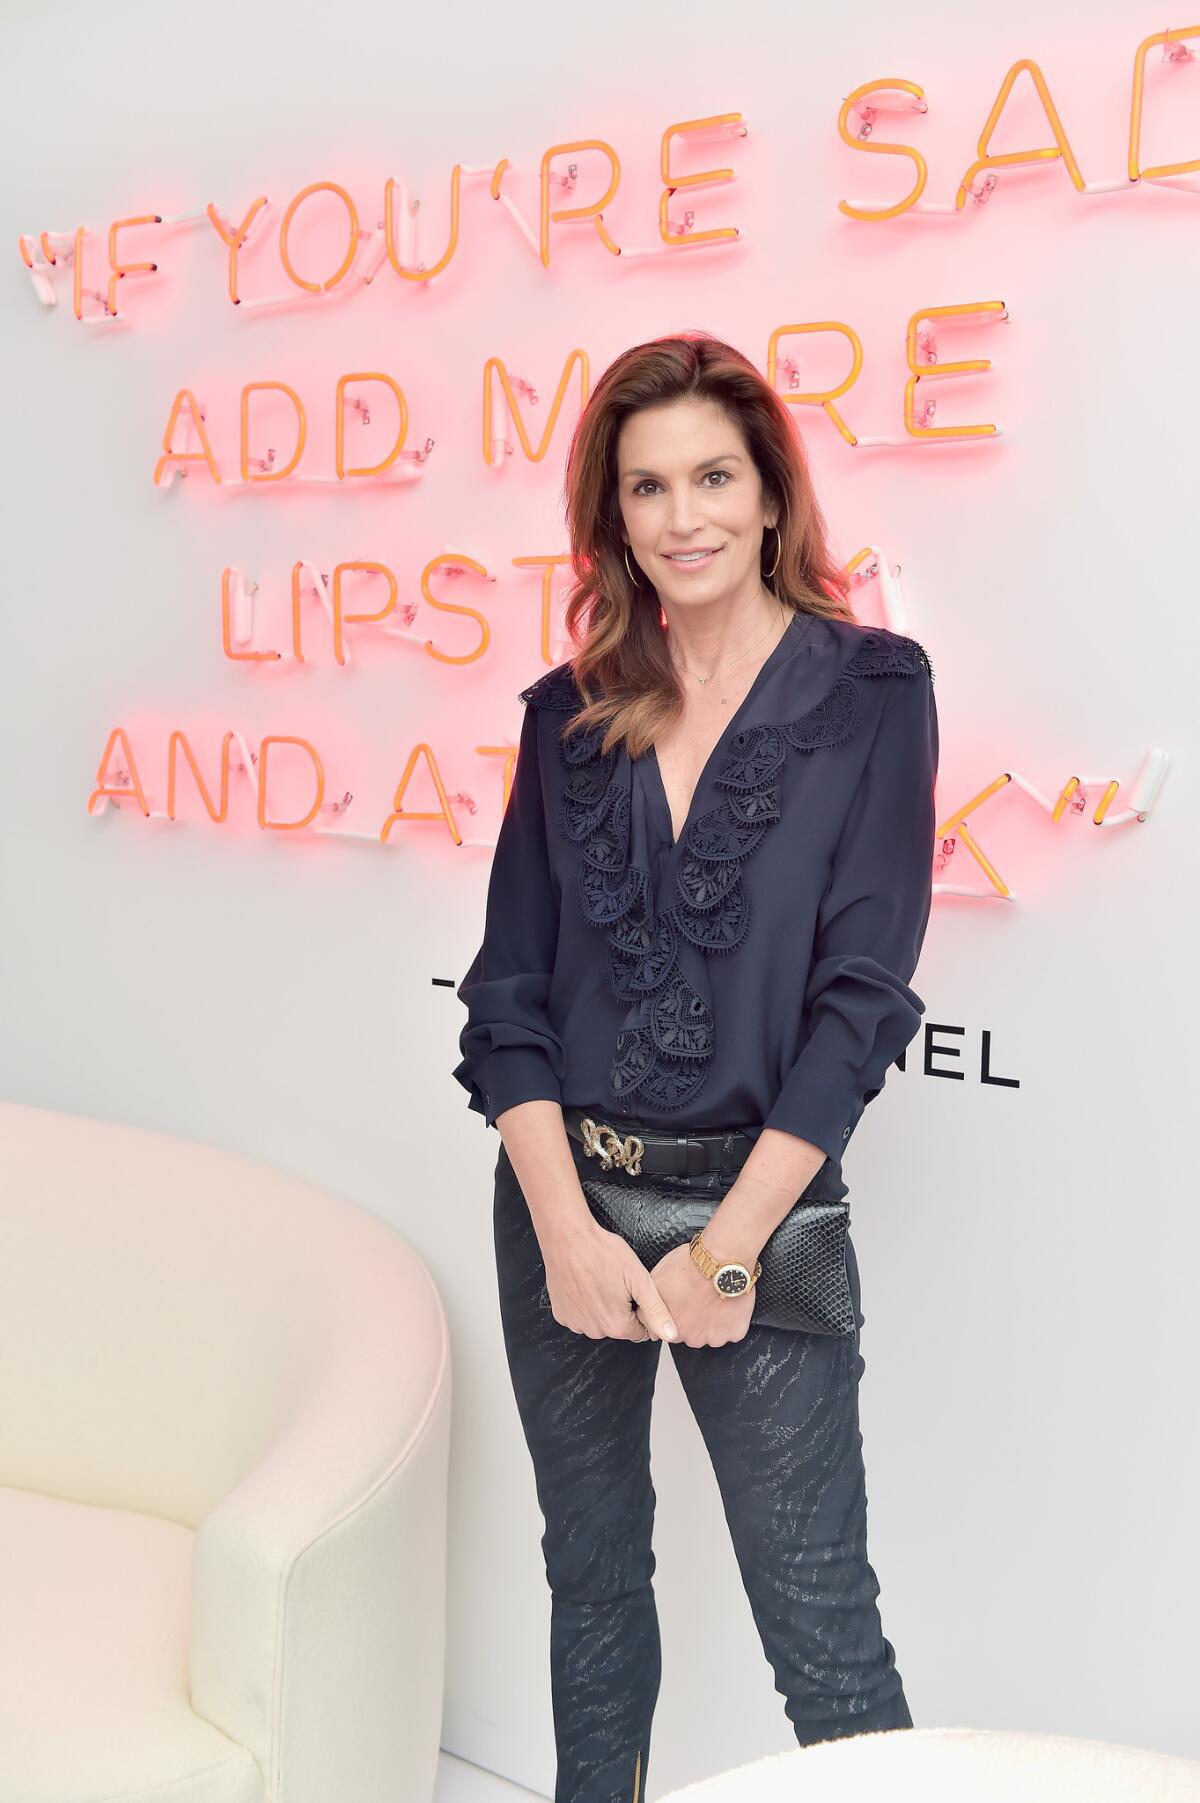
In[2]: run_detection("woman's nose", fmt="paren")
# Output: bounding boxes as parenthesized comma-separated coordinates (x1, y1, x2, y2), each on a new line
(666, 496, 707, 530)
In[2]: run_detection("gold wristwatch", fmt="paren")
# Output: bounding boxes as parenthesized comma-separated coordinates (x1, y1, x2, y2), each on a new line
(689, 1231, 762, 1299)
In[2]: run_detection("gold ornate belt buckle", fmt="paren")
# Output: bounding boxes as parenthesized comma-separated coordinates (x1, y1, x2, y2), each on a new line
(578, 1116, 646, 1177)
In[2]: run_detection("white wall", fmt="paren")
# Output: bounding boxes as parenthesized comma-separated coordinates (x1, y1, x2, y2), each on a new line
(2, 0, 1195, 1792)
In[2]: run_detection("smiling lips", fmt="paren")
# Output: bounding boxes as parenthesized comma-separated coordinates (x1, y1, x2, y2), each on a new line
(662, 547, 721, 567)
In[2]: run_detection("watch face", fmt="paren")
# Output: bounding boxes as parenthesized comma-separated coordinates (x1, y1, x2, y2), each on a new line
(715, 1264, 750, 1296)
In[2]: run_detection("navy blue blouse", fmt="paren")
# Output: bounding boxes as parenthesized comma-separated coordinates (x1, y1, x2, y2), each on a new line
(452, 609, 939, 1172)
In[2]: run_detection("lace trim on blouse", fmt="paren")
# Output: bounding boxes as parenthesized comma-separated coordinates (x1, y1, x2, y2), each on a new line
(518, 626, 935, 1116)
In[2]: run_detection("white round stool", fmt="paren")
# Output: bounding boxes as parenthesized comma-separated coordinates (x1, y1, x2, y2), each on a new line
(657, 1726, 1200, 1803)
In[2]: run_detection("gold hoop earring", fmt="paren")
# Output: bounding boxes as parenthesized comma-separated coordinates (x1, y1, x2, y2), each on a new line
(623, 543, 642, 587)
(765, 524, 782, 581)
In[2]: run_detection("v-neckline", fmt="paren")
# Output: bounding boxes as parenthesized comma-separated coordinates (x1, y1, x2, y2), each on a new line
(645, 611, 806, 852)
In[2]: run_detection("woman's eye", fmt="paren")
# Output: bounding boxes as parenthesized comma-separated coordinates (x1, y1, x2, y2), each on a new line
(632, 470, 731, 498)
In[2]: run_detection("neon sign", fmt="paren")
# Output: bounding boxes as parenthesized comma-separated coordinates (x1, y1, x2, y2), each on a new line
(11, 66, 1179, 885)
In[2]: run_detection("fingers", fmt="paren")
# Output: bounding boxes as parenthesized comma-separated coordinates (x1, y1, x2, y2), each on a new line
(627, 1270, 679, 1343)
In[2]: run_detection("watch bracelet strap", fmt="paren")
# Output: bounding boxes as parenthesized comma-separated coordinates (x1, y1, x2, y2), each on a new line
(691, 1230, 762, 1286)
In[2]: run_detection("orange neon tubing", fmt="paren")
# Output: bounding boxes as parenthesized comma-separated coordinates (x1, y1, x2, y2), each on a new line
(421, 554, 491, 665)
(18, 231, 64, 268)
(955, 60, 1086, 210)
(382, 169, 463, 282)
(241, 382, 306, 483)
(932, 764, 1129, 902)
(380, 743, 464, 845)
(1129, 27, 1200, 180)
(87, 728, 149, 816)
(206, 197, 269, 307)
(333, 562, 399, 664)
(904, 302, 1004, 439)
(935, 775, 1014, 897)
(222, 568, 281, 662)
(841, 548, 876, 579)
(290, 562, 316, 663)
(257, 737, 325, 830)
(538, 141, 621, 266)
(167, 730, 235, 820)
(102, 213, 160, 317)
(482, 350, 590, 465)
(153, 389, 223, 486)
(278, 182, 361, 293)
(766, 323, 865, 447)
(659, 113, 744, 247)
(72, 226, 86, 320)
(105, 214, 161, 316)
(335, 373, 408, 479)
(836, 81, 929, 222)
(512, 553, 574, 666)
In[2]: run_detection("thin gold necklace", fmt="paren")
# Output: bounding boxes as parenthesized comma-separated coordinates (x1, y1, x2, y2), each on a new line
(667, 602, 788, 686)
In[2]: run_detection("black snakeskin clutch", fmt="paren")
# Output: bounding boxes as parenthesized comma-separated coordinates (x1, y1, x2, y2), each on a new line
(576, 1174, 854, 1336)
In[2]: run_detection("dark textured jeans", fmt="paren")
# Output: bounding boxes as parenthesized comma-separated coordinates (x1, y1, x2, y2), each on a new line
(492, 1138, 912, 1803)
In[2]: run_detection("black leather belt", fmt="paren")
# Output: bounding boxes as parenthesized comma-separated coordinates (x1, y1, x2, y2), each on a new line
(562, 1104, 757, 1178)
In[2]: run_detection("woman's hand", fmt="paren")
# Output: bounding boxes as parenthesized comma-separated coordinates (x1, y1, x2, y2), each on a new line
(542, 1219, 680, 1343)
(638, 1243, 755, 1348)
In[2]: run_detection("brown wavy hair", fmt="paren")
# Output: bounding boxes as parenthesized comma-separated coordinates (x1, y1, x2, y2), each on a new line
(555, 331, 855, 759)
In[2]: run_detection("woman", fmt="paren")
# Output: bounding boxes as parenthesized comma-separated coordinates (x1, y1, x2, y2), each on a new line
(452, 332, 938, 1801)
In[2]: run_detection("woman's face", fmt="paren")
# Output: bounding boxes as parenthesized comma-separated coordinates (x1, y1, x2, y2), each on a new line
(615, 397, 778, 615)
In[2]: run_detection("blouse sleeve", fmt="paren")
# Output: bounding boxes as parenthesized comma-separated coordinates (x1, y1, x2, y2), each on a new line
(763, 663, 939, 1165)
(451, 698, 567, 1129)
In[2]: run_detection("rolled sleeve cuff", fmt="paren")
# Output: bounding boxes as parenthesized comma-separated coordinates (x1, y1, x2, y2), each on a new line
(472, 1046, 564, 1129)
(763, 1066, 866, 1166)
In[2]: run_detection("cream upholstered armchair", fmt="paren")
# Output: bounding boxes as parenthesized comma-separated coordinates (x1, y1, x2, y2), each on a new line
(0, 1099, 452, 1803)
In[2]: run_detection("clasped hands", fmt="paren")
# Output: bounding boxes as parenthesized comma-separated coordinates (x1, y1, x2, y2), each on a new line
(634, 1242, 755, 1348)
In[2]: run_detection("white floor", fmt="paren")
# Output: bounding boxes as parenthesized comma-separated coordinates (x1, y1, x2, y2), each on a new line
(434, 1748, 547, 1802)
